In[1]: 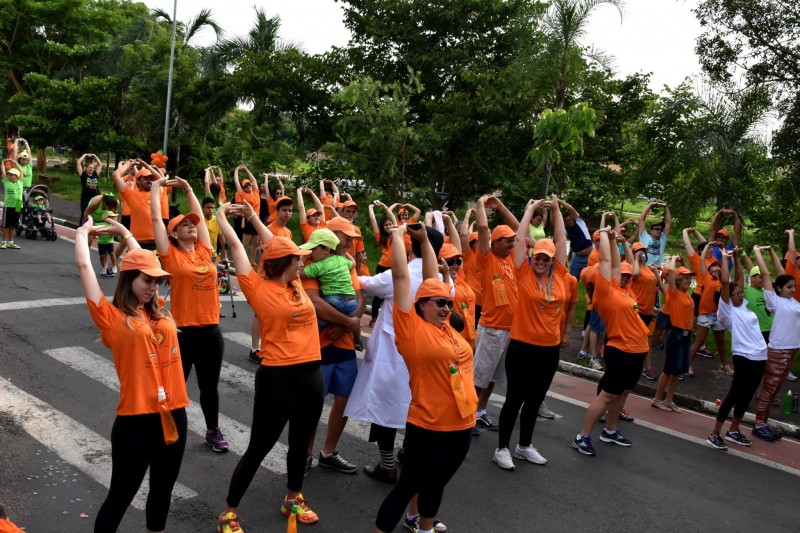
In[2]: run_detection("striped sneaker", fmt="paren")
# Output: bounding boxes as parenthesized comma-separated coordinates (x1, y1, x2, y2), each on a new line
(217, 512, 244, 533)
(281, 493, 319, 525)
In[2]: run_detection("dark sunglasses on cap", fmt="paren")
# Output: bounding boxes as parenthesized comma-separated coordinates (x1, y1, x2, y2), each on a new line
(428, 298, 454, 309)
(445, 257, 462, 266)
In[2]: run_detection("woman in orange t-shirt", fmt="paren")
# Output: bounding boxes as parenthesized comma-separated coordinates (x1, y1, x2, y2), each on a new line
(652, 258, 696, 412)
(493, 197, 567, 470)
(439, 242, 477, 350)
(234, 165, 262, 258)
(374, 224, 476, 533)
(688, 241, 732, 375)
(368, 200, 398, 326)
(151, 175, 228, 454)
(573, 226, 650, 457)
(214, 203, 324, 529)
(76, 217, 189, 533)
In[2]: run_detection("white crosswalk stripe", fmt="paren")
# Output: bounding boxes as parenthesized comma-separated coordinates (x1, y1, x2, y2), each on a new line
(221, 332, 404, 448)
(0, 376, 197, 509)
(44, 347, 290, 474)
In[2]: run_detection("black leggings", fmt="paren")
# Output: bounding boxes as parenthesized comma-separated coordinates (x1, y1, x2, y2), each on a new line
(178, 324, 224, 430)
(226, 362, 324, 506)
(94, 409, 188, 532)
(717, 355, 766, 422)
(375, 424, 471, 532)
(498, 340, 561, 449)
(368, 423, 397, 452)
(371, 264, 391, 320)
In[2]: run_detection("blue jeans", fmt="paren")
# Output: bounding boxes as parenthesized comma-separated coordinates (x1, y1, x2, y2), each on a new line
(318, 294, 358, 329)
(569, 253, 589, 278)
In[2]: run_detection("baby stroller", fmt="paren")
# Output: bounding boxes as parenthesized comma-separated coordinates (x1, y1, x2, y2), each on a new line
(16, 184, 57, 241)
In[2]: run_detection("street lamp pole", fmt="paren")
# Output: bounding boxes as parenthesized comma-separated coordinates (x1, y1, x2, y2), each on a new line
(162, 0, 178, 155)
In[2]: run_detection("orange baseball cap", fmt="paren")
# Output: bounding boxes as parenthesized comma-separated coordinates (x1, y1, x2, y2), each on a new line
(414, 278, 452, 303)
(305, 207, 322, 217)
(167, 213, 201, 234)
(340, 200, 359, 209)
(241, 179, 252, 187)
(632, 242, 646, 252)
(135, 168, 153, 179)
(592, 230, 601, 242)
(439, 243, 461, 259)
(119, 249, 171, 278)
(491, 225, 515, 241)
(326, 217, 362, 238)
(674, 266, 696, 276)
(468, 231, 479, 243)
(275, 197, 294, 210)
(532, 238, 556, 257)
(261, 236, 311, 260)
(620, 263, 634, 275)
(580, 264, 598, 287)
(716, 228, 730, 237)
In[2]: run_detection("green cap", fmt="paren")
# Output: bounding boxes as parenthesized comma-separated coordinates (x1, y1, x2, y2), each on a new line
(299, 228, 340, 251)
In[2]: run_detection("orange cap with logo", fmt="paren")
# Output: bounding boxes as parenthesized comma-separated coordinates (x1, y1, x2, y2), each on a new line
(414, 278, 452, 304)
(119, 249, 171, 278)
(532, 239, 555, 257)
(261, 236, 311, 260)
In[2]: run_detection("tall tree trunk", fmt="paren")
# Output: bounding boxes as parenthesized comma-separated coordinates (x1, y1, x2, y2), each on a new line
(538, 159, 552, 199)
(36, 147, 47, 173)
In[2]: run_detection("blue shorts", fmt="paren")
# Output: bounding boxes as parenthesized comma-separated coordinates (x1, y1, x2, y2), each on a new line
(321, 358, 358, 397)
(569, 253, 589, 278)
(589, 309, 606, 334)
(655, 311, 671, 331)
(664, 328, 691, 375)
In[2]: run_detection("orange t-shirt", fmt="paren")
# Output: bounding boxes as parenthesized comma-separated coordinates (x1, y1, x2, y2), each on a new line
(239, 270, 320, 366)
(358, 261, 370, 276)
(786, 260, 800, 303)
(511, 260, 568, 346)
(235, 188, 260, 215)
(454, 275, 477, 348)
(698, 271, 721, 315)
(0, 519, 25, 533)
(375, 233, 393, 268)
(159, 242, 219, 327)
(301, 268, 361, 350)
(393, 303, 476, 431)
(86, 295, 189, 415)
(300, 220, 326, 242)
(121, 175, 134, 216)
(347, 224, 366, 257)
(592, 275, 650, 353)
(562, 273, 579, 334)
(266, 196, 278, 223)
(462, 248, 483, 305)
(587, 247, 599, 267)
(266, 221, 292, 240)
(667, 287, 694, 330)
(476, 250, 518, 330)
(632, 266, 658, 316)
(120, 187, 162, 242)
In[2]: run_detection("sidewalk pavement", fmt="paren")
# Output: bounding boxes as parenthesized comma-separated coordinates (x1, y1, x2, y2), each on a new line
(47, 194, 800, 437)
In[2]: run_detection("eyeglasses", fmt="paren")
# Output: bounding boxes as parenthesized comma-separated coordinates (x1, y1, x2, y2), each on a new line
(428, 298, 454, 309)
(445, 258, 462, 266)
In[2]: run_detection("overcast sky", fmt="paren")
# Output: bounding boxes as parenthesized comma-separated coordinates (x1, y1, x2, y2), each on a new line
(143, 0, 704, 93)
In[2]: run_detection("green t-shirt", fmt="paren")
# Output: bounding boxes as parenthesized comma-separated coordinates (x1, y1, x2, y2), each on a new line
(21, 162, 33, 188)
(303, 254, 355, 296)
(744, 286, 773, 332)
(2, 176, 23, 210)
(92, 207, 117, 245)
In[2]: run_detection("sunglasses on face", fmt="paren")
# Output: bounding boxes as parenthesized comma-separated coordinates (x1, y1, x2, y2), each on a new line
(428, 298, 454, 309)
(716, 234, 728, 239)
(445, 257, 462, 266)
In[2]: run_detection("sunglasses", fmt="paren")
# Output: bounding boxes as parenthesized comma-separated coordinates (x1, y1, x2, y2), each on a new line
(445, 257, 463, 266)
(428, 298, 454, 309)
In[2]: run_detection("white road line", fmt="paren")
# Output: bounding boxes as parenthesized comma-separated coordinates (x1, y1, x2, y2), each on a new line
(0, 297, 88, 312)
(44, 347, 289, 474)
(0, 377, 197, 509)
(222, 332, 402, 448)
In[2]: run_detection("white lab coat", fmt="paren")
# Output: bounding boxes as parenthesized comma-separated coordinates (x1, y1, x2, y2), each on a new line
(346, 258, 451, 428)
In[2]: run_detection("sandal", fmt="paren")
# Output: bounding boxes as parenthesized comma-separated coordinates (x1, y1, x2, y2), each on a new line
(651, 400, 672, 412)
(666, 402, 682, 413)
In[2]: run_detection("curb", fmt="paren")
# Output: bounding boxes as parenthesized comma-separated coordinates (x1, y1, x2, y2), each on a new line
(557, 360, 800, 440)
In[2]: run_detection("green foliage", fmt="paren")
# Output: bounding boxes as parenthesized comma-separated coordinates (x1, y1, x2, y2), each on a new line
(530, 103, 596, 167)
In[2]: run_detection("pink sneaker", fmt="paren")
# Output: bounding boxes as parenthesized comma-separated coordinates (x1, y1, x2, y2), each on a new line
(686, 366, 695, 377)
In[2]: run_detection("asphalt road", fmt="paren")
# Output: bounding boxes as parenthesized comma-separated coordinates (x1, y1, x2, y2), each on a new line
(1, 236, 798, 533)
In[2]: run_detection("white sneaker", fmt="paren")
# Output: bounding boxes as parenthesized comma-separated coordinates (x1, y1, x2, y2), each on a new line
(589, 357, 603, 370)
(111, 266, 118, 274)
(538, 402, 556, 419)
(493, 448, 515, 471)
(513, 444, 547, 465)
(788, 371, 798, 382)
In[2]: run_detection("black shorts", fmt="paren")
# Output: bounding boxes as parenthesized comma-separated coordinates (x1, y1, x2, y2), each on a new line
(139, 241, 157, 251)
(638, 312, 654, 326)
(691, 292, 701, 317)
(98, 243, 115, 257)
(598, 345, 647, 395)
(1, 207, 19, 228)
(120, 215, 131, 229)
(243, 219, 258, 236)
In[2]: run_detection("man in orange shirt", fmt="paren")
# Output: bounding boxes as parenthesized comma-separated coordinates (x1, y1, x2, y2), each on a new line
(472, 194, 519, 432)
(113, 160, 166, 251)
(459, 208, 483, 326)
(301, 216, 365, 476)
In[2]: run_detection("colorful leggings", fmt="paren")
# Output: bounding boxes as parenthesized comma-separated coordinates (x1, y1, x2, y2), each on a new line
(755, 348, 798, 424)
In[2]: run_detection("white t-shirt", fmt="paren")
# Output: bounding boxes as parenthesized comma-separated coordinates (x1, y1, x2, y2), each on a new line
(639, 230, 667, 266)
(716, 298, 767, 360)
(764, 290, 800, 349)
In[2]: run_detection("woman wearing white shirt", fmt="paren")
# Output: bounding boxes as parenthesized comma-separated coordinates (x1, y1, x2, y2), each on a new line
(751, 245, 800, 442)
(706, 248, 767, 450)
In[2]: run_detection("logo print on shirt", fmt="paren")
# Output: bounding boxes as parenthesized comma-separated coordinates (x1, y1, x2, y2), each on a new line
(126, 316, 145, 331)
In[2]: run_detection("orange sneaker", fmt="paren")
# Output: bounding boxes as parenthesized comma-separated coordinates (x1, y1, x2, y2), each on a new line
(281, 493, 319, 525)
(217, 511, 244, 533)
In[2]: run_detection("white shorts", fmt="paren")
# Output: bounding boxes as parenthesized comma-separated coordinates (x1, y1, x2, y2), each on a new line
(697, 312, 724, 332)
(472, 324, 511, 388)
